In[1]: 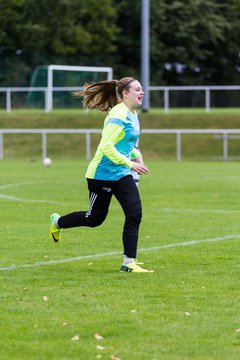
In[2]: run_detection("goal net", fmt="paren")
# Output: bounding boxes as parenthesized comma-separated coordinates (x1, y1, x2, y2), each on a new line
(26, 65, 113, 111)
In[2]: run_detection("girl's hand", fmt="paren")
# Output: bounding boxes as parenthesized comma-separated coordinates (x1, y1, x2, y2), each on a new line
(131, 162, 149, 175)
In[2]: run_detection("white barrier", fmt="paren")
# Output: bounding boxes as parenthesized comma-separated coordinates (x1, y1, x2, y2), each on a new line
(1, 128, 240, 161)
(0, 85, 239, 113)
(148, 85, 240, 113)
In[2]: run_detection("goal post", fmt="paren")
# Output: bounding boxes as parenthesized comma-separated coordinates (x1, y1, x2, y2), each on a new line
(46, 65, 113, 112)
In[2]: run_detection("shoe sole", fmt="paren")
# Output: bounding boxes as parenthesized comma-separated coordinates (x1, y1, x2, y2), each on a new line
(120, 265, 154, 273)
(50, 213, 61, 243)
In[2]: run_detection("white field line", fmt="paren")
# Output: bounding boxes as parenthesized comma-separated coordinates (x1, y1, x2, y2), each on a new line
(159, 208, 240, 213)
(1, 181, 240, 213)
(0, 194, 62, 204)
(0, 181, 52, 190)
(1, 193, 239, 213)
(0, 181, 73, 205)
(0, 234, 239, 271)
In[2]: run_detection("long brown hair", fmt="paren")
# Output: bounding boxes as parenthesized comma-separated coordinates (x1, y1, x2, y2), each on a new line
(73, 77, 135, 112)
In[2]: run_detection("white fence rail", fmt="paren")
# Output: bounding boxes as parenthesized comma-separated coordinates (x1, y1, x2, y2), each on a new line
(0, 85, 239, 113)
(149, 85, 240, 113)
(1, 129, 240, 161)
(0, 87, 84, 113)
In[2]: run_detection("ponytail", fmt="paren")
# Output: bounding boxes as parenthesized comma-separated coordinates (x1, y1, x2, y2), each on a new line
(73, 80, 118, 112)
(73, 77, 135, 112)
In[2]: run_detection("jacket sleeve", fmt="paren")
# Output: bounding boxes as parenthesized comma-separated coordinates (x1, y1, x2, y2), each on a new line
(98, 122, 133, 168)
(131, 147, 141, 160)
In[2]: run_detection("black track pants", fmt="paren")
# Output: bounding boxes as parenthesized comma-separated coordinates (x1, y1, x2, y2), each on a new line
(58, 175, 142, 258)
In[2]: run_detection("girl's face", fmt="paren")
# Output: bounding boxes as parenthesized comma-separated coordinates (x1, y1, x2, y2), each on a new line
(123, 80, 144, 109)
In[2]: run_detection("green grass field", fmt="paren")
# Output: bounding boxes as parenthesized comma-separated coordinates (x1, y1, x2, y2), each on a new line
(0, 108, 240, 116)
(1, 159, 240, 359)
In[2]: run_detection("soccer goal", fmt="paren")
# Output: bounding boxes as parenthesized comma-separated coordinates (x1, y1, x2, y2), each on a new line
(27, 65, 113, 112)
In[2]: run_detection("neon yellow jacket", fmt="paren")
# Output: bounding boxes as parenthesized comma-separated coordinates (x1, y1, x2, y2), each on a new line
(85, 102, 141, 180)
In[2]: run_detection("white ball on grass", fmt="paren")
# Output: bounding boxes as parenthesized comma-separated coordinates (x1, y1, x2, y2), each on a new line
(43, 157, 52, 166)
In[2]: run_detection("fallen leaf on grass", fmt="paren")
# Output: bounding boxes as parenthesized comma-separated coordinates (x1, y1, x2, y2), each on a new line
(184, 312, 191, 316)
(96, 345, 105, 350)
(130, 309, 137, 313)
(94, 333, 104, 340)
(111, 355, 121, 360)
(71, 335, 80, 341)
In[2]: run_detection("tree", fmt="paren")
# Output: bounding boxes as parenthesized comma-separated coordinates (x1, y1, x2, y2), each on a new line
(0, 0, 239, 86)
(150, 0, 240, 85)
(111, 0, 142, 79)
(0, 0, 118, 85)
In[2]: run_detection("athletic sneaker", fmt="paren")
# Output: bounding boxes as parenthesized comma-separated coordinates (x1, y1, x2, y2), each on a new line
(50, 213, 62, 242)
(120, 261, 154, 273)
(135, 260, 144, 265)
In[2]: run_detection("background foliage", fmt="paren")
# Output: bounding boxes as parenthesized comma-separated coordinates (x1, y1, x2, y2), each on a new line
(0, 0, 240, 86)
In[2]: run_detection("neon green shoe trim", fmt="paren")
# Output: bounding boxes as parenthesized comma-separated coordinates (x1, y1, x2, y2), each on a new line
(120, 261, 154, 273)
(50, 213, 62, 242)
(135, 260, 144, 265)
